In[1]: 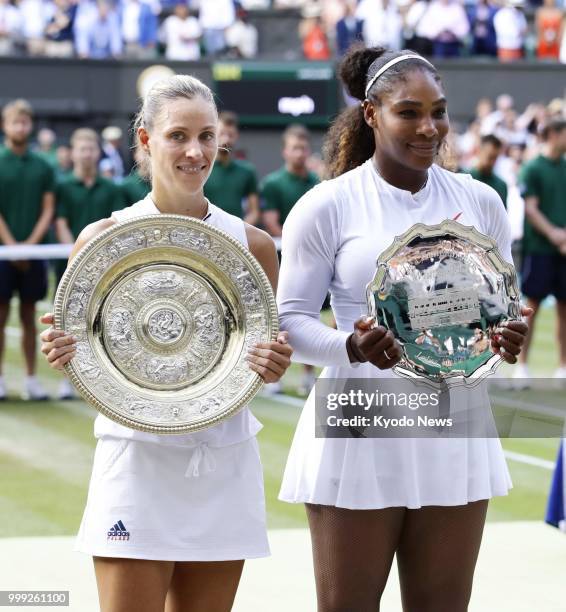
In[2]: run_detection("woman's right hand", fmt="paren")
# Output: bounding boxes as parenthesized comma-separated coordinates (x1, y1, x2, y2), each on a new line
(347, 316, 403, 370)
(39, 313, 77, 370)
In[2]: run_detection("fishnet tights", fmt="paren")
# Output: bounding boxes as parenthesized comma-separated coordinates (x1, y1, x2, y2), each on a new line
(306, 500, 488, 612)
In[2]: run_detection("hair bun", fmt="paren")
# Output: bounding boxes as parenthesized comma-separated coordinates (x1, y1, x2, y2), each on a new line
(339, 45, 387, 101)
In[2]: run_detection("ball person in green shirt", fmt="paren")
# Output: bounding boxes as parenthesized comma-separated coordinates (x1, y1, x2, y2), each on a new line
(515, 119, 566, 385)
(0, 99, 55, 400)
(469, 134, 508, 208)
(55, 128, 125, 399)
(204, 111, 260, 225)
(260, 124, 319, 238)
(261, 124, 320, 395)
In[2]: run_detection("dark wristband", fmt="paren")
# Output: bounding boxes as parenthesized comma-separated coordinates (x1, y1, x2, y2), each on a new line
(346, 333, 368, 364)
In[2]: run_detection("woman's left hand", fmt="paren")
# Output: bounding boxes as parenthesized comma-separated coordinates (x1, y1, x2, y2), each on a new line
(246, 331, 293, 383)
(490, 305, 533, 364)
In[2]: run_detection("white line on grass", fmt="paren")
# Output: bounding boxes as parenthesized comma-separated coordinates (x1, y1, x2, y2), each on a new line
(503, 450, 555, 471)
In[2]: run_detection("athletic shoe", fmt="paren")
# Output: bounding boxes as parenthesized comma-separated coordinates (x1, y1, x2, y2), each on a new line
(58, 378, 76, 400)
(22, 376, 49, 401)
(0, 377, 6, 400)
(512, 364, 531, 390)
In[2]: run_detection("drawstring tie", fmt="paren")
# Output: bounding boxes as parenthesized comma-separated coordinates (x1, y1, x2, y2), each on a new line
(184, 442, 216, 478)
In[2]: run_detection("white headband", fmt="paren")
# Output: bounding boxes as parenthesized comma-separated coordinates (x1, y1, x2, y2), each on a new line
(364, 55, 434, 98)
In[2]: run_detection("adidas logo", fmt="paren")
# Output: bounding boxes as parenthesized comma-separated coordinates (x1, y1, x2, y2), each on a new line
(107, 520, 130, 541)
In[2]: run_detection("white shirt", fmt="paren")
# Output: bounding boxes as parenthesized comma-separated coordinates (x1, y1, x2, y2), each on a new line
(199, 0, 235, 30)
(19, 0, 51, 38)
(122, 0, 141, 43)
(162, 14, 201, 61)
(418, 0, 470, 41)
(0, 3, 22, 36)
(278, 161, 512, 368)
(225, 19, 258, 58)
(356, 0, 402, 50)
(493, 7, 527, 50)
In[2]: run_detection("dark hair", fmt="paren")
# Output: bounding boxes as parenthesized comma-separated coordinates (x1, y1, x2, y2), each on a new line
(540, 119, 566, 141)
(480, 134, 503, 148)
(324, 45, 441, 178)
(218, 110, 239, 129)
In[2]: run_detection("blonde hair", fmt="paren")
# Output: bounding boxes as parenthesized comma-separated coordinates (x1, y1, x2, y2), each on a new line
(133, 74, 217, 180)
(2, 99, 33, 122)
(70, 127, 99, 148)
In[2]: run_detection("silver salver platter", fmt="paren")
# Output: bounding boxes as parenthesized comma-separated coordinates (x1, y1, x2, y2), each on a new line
(54, 214, 278, 433)
(367, 220, 521, 386)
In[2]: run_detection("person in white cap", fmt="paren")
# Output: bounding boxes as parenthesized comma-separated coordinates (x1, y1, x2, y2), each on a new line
(277, 44, 532, 610)
(39, 74, 292, 612)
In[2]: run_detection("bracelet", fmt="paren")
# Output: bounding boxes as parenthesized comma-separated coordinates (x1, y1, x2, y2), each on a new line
(346, 333, 368, 364)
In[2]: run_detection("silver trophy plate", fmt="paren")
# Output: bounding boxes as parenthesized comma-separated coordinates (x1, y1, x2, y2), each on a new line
(54, 215, 278, 433)
(367, 220, 521, 385)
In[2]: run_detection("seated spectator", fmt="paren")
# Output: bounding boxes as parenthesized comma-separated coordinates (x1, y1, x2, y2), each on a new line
(418, 0, 469, 58)
(357, 0, 402, 51)
(493, 0, 527, 62)
(75, 0, 122, 59)
(19, 0, 51, 55)
(467, 0, 498, 57)
(161, 2, 201, 61)
(44, 0, 76, 58)
(300, 4, 330, 60)
(0, 0, 21, 56)
(199, 0, 235, 56)
(469, 134, 508, 208)
(225, 8, 258, 59)
(120, 0, 159, 60)
(535, 0, 562, 60)
(404, 0, 433, 56)
(335, 0, 363, 57)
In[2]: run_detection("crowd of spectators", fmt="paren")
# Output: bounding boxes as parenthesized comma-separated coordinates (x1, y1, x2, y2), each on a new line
(0, 0, 259, 60)
(0, 0, 564, 61)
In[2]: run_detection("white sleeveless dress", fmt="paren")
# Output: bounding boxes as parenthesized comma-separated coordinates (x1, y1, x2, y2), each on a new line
(75, 196, 270, 560)
(278, 161, 513, 509)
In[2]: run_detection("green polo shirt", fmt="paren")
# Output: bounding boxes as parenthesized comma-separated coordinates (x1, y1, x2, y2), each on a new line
(260, 167, 319, 225)
(0, 147, 55, 242)
(470, 168, 508, 209)
(519, 154, 566, 255)
(121, 170, 151, 207)
(56, 174, 125, 239)
(204, 158, 258, 219)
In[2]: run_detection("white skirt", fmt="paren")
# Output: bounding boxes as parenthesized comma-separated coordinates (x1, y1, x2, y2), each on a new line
(76, 436, 269, 561)
(279, 366, 513, 510)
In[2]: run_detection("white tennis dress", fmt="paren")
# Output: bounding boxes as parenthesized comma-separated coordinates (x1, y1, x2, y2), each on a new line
(278, 160, 513, 509)
(75, 196, 270, 560)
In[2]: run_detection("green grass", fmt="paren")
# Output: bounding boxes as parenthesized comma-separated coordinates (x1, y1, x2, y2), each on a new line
(0, 302, 561, 536)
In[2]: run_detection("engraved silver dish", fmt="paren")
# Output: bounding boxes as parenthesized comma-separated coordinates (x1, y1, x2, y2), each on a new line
(366, 220, 521, 386)
(54, 215, 278, 433)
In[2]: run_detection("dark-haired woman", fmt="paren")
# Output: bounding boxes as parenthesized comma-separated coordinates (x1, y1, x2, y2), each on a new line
(277, 46, 530, 611)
